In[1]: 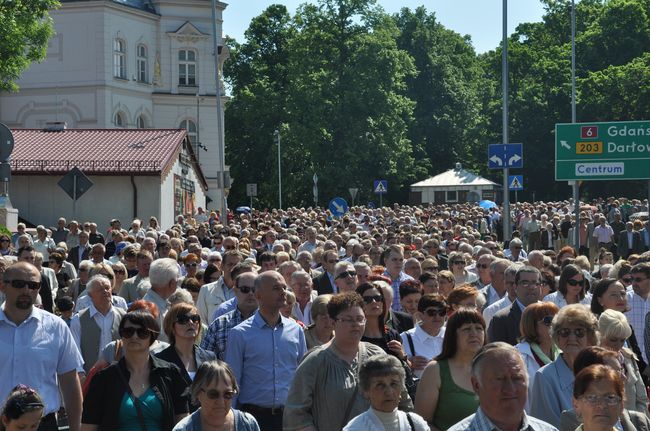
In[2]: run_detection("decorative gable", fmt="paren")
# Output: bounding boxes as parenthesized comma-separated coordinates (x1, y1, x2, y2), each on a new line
(167, 21, 209, 44)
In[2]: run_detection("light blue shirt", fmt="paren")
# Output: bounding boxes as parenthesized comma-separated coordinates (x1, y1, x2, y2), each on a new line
(0, 306, 84, 414)
(383, 270, 414, 311)
(530, 355, 574, 427)
(212, 297, 237, 321)
(225, 311, 307, 408)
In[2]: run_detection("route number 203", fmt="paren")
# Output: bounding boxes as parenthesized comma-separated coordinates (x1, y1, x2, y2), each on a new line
(576, 141, 603, 154)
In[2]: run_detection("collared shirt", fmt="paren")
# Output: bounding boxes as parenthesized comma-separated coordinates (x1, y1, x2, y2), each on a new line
(383, 270, 414, 310)
(75, 294, 127, 312)
(593, 224, 614, 243)
(327, 272, 337, 294)
(543, 291, 592, 309)
(212, 297, 237, 322)
(201, 307, 247, 360)
(143, 289, 171, 342)
(626, 291, 650, 362)
(196, 277, 235, 324)
(401, 324, 445, 378)
(292, 298, 314, 326)
(483, 295, 513, 327)
(448, 407, 557, 431)
(481, 284, 504, 309)
(33, 237, 56, 262)
(531, 355, 574, 426)
(225, 311, 307, 408)
(70, 303, 121, 359)
(0, 305, 83, 415)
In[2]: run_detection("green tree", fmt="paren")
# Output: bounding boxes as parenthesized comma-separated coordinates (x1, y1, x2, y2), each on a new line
(0, 0, 59, 91)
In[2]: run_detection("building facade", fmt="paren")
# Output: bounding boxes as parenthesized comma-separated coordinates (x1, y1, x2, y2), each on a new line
(0, 0, 228, 209)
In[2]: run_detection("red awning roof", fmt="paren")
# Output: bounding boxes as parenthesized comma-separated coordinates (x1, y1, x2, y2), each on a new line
(10, 128, 187, 175)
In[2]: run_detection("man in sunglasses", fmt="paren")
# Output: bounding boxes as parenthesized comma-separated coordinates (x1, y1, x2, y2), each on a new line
(333, 261, 358, 293)
(0, 262, 83, 431)
(70, 275, 126, 374)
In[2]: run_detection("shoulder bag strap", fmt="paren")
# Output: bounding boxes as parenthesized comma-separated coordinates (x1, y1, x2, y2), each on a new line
(406, 332, 416, 357)
(406, 412, 416, 430)
(116, 365, 148, 431)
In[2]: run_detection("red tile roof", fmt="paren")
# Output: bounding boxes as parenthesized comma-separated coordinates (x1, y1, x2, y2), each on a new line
(10, 128, 189, 175)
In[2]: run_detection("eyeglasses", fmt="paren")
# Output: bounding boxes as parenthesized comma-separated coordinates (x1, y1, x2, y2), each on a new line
(236, 285, 254, 294)
(539, 315, 554, 326)
(119, 326, 154, 339)
(202, 389, 236, 400)
(176, 314, 201, 325)
(363, 295, 383, 304)
(557, 327, 586, 338)
(113, 269, 126, 275)
(336, 317, 367, 325)
(622, 276, 633, 284)
(476, 263, 490, 269)
(424, 308, 447, 317)
(9, 280, 41, 290)
(335, 270, 356, 280)
(452, 260, 466, 265)
(326, 259, 339, 264)
(100, 273, 114, 281)
(185, 263, 198, 267)
(566, 279, 585, 287)
(579, 394, 622, 406)
(0, 239, 9, 243)
(633, 277, 648, 283)
(517, 280, 541, 288)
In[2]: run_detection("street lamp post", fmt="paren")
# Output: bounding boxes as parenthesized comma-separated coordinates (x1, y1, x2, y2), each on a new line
(275, 129, 282, 209)
(211, 0, 227, 221)
(571, 0, 581, 250)
(502, 0, 511, 241)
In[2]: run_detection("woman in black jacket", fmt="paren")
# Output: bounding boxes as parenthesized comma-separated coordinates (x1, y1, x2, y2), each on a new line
(81, 310, 189, 431)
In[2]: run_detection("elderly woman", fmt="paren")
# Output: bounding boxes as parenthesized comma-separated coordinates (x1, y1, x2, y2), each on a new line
(598, 309, 649, 415)
(157, 303, 216, 384)
(572, 365, 626, 431)
(446, 285, 479, 312)
(304, 294, 334, 349)
(515, 301, 560, 412)
(82, 310, 189, 430)
(172, 360, 259, 430)
(1, 385, 44, 431)
(344, 355, 430, 431)
(543, 264, 592, 308)
(284, 292, 412, 431)
(437, 271, 455, 297)
(447, 252, 477, 286)
(414, 308, 485, 430)
(530, 304, 599, 427)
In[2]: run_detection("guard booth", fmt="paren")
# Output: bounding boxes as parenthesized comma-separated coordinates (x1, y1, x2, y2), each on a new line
(409, 163, 501, 205)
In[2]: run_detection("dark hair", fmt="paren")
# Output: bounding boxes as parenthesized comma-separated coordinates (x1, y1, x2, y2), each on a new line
(591, 278, 625, 315)
(558, 264, 586, 300)
(203, 264, 220, 284)
(519, 302, 560, 344)
(259, 251, 277, 264)
(230, 261, 256, 280)
(356, 283, 386, 328)
(55, 296, 74, 312)
(419, 272, 437, 284)
(436, 307, 486, 361)
(119, 310, 160, 345)
(1, 385, 44, 422)
(574, 364, 624, 400)
(399, 280, 422, 300)
(418, 293, 447, 313)
(327, 291, 365, 320)
(17, 246, 35, 256)
(181, 277, 201, 293)
(573, 346, 619, 376)
(541, 269, 557, 293)
(631, 262, 650, 278)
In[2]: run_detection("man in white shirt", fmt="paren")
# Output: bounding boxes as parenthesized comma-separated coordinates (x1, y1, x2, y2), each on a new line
(483, 264, 521, 326)
(70, 275, 126, 373)
(291, 270, 317, 326)
(593, 216, 615, 249)
(143, 258, 179, 342)
(196, 250, 242, 324)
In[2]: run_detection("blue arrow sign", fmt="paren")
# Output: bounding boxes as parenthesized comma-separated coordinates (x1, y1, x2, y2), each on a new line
(488, 143, 523, 169)
(508, 175, 524, 191)
(373, 180, 388, 194)
(328, 197, 349, 217)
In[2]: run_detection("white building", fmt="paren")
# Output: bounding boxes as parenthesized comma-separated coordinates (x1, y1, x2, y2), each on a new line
(0, 0, 229, 210)
(10, 127, 207, 230)
(410, 163, 500, 204)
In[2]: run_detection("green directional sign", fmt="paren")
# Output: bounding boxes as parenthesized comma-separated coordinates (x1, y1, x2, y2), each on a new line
(555, 120, 650, 181)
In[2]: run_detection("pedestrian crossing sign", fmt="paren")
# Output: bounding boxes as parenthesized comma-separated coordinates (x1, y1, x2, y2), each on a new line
(373, 180, 388, 194)
(508, 175, 523, 191)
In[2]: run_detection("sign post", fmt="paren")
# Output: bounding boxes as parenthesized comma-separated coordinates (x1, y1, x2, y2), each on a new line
(488, 143, 523, 241)
(373, 180, 387, 208)
(246, 183, 257, 209)
(58, 167, 93, 220)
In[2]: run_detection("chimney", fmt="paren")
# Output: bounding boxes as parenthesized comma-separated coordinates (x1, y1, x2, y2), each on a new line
(43, 121, 67, 132)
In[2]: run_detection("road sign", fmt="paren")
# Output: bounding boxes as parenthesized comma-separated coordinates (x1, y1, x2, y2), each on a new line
(508, 175, 523, 191)
(367, 202, 376, 209)
(555, 120, 650, 180)
(348, 188, 358, 205)
(246, 183, 257, 197)
(328, 197, 349, 217)
(488, 143, 523, 169)
(0, 123, 15, 161)
(373, 180, 388, 194)
(58, 167, 93, 201)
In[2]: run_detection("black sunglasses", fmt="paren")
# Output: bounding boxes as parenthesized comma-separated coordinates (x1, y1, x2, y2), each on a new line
(335, 270, 356, 280)
(566, 279, 585, 286)
(119, 326, 153, 339)
(363, 295, 383, 304)
(424, 308, 447, 317)
(237, 285, 254, 294)
(540, 315, 554, 326)
(185, 263, 198, 267)
(9, 280, 41, 290)
(203, 389, 236, 400)
(176, 314, 200, 325)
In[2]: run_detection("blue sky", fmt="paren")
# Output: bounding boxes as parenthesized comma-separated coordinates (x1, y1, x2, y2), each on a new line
(222, 0, 548, 53)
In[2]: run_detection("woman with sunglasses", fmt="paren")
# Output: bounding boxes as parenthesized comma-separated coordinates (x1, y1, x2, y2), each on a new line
(0, 234, 13, 257)
(530, 304, 599, 427)
(111, 262, 128, 297)
(401, 294, 447, 379)
(157, 303, 216, 388)
(544, 264, 592, 308)
(82, 310, 190, 430)
(447, 252, 478, 286)
(1, 385, 44, 431)
(514, 302, 560, 412)
(172, 360, 259, 431)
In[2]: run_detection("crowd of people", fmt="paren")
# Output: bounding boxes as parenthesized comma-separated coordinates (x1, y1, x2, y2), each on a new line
(1, 196, 650, 431)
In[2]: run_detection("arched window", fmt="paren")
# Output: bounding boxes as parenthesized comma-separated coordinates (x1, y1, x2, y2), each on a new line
(114, 112, 126, 127)
(180, 119, 197, 144)
(137, 44, 148, 83)
(178, 49, 196, 86)
(136, 115, 147, 129)
(113, 38, 126, 79)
